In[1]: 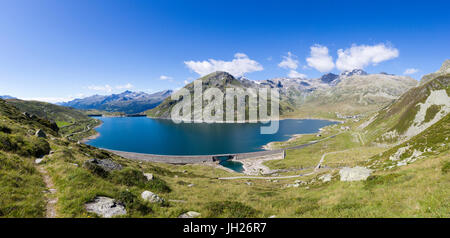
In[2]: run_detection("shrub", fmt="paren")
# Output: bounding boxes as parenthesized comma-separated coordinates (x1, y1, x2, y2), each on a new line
(0, 125, 11, 134)
(147, 177, 171, 193)
(176, 180, 189, 185)
(204, 201, 259, 218)
(0, 133, 49, 158)
(332, 202, 362, 211)
(77, 145, 111, 159)
(294, 198, 319, 215)
(364, 173, 401, 189)
(116, 190, 152, 215)
(257, 191, 277, 197)
(110, 168, 148, 187)
(110, 168, 171, 193)
(83, 160, 109, 178)
(0, 133, 19, 152)
(23, 137, 51, 158)
(442, 162, 450, 174)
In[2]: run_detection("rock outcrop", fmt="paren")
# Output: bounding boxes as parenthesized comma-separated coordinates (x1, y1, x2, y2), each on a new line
(319, 174, 332, 182)
(35, 129, 47, 138)
(141, 191, 164, 203)
(339, 166, 372, 181)
(84, 158, 122, 172)
(143, 173, 153, 181)
(178, 211, 201, 218)
(84, 196, 127, 218)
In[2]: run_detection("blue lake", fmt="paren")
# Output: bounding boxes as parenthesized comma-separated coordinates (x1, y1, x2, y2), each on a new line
(87, 117, 337, 156)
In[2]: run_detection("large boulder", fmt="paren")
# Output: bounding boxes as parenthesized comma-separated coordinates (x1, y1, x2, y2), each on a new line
(178, 211, 201, 218)
(141, 191, 164, 203)
(143, 173, 153, 181)
(339, 166, 372, 181)
(83, 158, 123, 177)
(84, 196, 127, 218)
(319, 174, 332, 182)
(84, 158, 123, 172)
(35, 129, 47, 138)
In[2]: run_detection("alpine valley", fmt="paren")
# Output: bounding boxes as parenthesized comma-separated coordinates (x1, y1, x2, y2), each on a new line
(0, 60, 448, 218)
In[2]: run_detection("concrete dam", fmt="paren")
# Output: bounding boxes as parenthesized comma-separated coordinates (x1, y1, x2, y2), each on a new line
(106, 149, 286, 164)
(105, 134, 332, 164)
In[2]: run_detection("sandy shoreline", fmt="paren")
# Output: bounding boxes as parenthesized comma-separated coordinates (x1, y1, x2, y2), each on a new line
(80, 121, 103, 143)
(147, 115, 343, 123)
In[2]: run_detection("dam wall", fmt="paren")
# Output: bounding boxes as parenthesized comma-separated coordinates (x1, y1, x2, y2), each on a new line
(106, 148, 285, 164)
(104, 133, 338, 164)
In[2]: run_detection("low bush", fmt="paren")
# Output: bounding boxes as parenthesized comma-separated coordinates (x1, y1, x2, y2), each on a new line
(294, 198, 319, 215)
(364, 173, 401, 189)
(0, 133, 50, 158)
(110, 168, 148, 187)
(83, 160, 109, 178)
(147, 177, 171, 193)
(110, 168, 171, 193)
(22, 137, 51, 158)
(0, 125, 11, 134)
(116, 190, 152, 215)
(442, 161, 450, 174)
(204, 201, 259, 218)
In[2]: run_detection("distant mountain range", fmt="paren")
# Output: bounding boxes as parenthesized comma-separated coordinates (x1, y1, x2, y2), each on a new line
(0, 95, 16, 99)
(2, 68, 419, 117)
(61, 90, 173, 114)
(147, 69, 417, 120)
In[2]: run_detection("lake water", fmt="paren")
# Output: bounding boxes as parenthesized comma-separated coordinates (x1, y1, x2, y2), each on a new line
(87, 117, 337, 156)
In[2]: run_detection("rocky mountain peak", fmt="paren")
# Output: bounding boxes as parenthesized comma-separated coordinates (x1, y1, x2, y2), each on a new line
(340, 69, 368, 77)
(320, 73, 339, 84)
(203, 71, 235, 80)
(198, 71, 239, 87)
(439, 59, 450, 73)
(420, 59, 450, 85)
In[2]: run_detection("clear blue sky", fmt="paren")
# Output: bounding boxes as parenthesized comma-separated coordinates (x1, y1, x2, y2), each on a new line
(0, 0, 449, 102)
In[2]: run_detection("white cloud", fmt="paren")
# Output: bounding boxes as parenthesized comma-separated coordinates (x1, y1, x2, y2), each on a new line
(234, 53, 248, 59)
(21, 97, 75, 103)
(278, 52, 307, 78)
(184, 53, 263, 77)
(336, 43, 399, 71)
(88, 84, 113, 93)
(288, 70, 307, 79)
(21, 93, 86, 103)
(306, 44, 335, 72)
(116, 83, 134, 90)
(404, 68, 419, 75)
(278, 52, 298, 70)
(159, 75, 174, 82)
(184, 80, 189, 85)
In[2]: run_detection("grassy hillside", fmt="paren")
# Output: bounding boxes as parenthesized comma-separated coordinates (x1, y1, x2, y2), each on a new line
(5, 99, 100, 141)
(1, 61, 449, 218)
(0, 99, 55, 217)
(364, 74, 450, 144)
(2, 97, 449, 218)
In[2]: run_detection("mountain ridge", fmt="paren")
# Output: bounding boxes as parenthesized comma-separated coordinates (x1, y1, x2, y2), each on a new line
(61, 90, 173, 114)
(147, 70, 417, 120)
